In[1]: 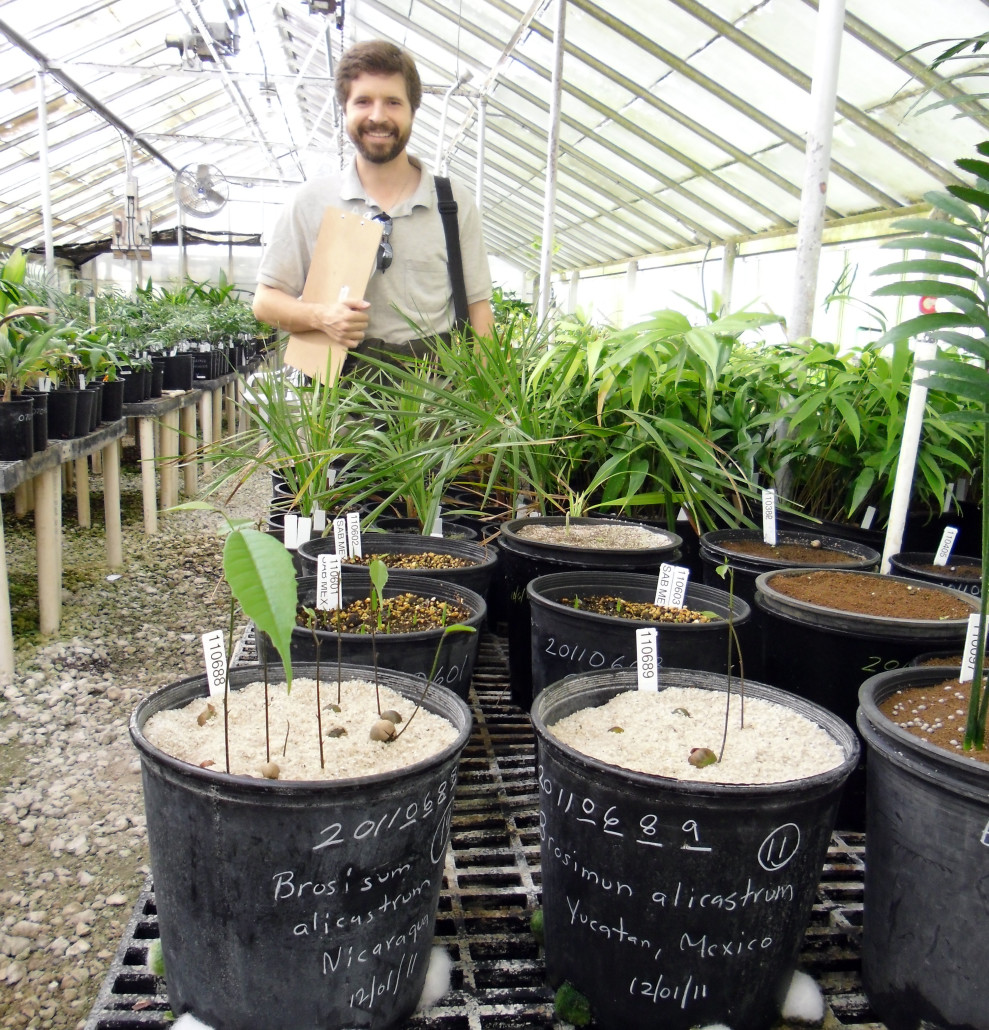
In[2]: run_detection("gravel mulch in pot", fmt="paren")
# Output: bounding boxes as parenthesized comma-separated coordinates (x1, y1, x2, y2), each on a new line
(298, 594, 471, 633)
(344, 551, 473, 570)
(560, 595, 715, 624)
(879, 678, 989, 765)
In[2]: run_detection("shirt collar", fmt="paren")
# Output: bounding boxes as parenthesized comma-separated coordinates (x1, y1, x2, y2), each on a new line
(341, 154, 434, 216)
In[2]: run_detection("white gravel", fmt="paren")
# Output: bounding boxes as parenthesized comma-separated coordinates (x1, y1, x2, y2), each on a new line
(0, 451, 267, 1030)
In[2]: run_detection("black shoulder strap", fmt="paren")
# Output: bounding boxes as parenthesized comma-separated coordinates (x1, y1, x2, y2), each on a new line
(434, 175, 470, 332)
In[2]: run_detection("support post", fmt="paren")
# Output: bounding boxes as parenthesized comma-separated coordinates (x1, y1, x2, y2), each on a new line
(789, 0, 846, 341)
(537, 0, 566, 326)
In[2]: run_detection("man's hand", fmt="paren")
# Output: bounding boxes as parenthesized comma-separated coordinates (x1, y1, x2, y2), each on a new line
(312, 298, 371, 348)
(253, 283, 370, 347)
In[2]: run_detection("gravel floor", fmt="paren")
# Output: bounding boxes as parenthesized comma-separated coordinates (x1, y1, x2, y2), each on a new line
(0, 444, 269, 1030)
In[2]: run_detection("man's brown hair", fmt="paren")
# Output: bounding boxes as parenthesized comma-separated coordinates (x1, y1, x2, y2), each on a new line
(334, 40, 422, 111)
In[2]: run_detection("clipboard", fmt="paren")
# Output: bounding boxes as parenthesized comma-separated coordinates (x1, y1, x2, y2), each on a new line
(284, 206, 382, 384)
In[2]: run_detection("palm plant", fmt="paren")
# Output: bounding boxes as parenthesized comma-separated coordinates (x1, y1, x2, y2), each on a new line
(872, 142, 989, 749)
(0, 250, 69, 402)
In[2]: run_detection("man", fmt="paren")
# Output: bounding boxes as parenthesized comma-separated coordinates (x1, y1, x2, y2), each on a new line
(253, 40, 494, 364)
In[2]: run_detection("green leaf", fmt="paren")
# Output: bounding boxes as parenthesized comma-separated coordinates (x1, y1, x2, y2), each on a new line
(926, 189, 982, 225)
(875, 313, 977, 347)
(956, 157, 989, 182)
(876, 236, 980, 263)
(223, 529, 298, 686)
(873, 281, 982, 305)
(873, 259, 979, 280)
(947, 184, 989, 214)
(886, 217, 978, 243)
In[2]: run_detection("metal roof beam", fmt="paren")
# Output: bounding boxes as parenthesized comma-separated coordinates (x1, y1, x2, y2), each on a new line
(0, 17, 177, 173)
(569, 0, 899, 210)
(668, 0, 963, 186)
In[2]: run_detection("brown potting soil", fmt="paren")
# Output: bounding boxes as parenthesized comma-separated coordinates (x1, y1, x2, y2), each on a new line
(721, 539, 859, 564)
(901, 560, 982, 580)
(767, 570, 974, 619)
(879, 678, 989, 765)
(298, 593, 471, 633)
(344, 551, 473, 569)
(560, 594, 716, 624)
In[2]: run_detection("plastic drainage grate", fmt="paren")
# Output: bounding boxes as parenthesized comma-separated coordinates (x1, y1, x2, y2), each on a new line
(84, 633, 877, 1030)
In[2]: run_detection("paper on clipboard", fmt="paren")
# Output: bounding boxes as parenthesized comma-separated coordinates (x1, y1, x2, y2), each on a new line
(283, 206, 382, 384)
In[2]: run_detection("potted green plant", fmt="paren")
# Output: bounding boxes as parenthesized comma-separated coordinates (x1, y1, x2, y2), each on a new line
(0, 250, 69, 458)
(531, 664, 859, 1030)
(853, 126, 989, 1030)
(129, 507, 474, 1029)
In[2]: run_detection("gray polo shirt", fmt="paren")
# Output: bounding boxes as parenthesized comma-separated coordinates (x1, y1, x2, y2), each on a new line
(256, 155, 492, 345)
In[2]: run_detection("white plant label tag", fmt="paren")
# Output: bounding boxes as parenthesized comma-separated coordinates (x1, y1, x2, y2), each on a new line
(283, 512, 299, 551)
(316, 553, 343, 611)
(655, 563, 690, 608)
(942, 482, 956, 515)
(296, 516, 313, 547)
(861, 505, 876, 530)
(312, 507, 326, 533)
(960, 613, 984, 683)
(333, 517, 348, 558)
(201, 629, 227, 697)
(327, 466, 338, 487)
(635, 627, 659, 691)
(933, 527, 959, 566)
(431, 515, 444, 538)
(762, 488, 777, 546)
(78, 373, 86, 390)
(346, 511, 362, 558)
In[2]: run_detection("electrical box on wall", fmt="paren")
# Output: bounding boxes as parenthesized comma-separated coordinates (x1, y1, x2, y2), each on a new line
(111, 178, 152, 260)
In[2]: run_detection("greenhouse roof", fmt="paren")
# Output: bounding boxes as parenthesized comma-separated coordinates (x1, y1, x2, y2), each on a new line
(1, 0, 988, 276)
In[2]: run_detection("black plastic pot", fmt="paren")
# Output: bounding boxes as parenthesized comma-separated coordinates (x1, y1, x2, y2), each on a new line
(374, 515, 480, 541)
(754, 568, 977, 829)
(887, 550, 982, 598)
(71, 387, 96, 437)
(275, 574, 487, 700)
(0, 398, 35, 460)
(857, 667, 989, 1030)
(131, 662, 471, 1030)
(46, 389, 78, 440)
(21, 389, 48, 451)
(149, 360, 164, 398)
(86, 381, 103, 430)
(532, 667, 859, 1030)
(162, 353, 195, 391)
(298, 531, 498, 600)
(100, 378, 126, 422)
(497, 517, 682, 710)
(121, 369, 146, 403)
(527, 571, 750, 699)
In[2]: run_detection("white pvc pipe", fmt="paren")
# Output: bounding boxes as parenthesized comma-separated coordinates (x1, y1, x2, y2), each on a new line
(538, 0, 566, 326)
(475, 97, 487, 211)
(881, 337, 937, 572)
(36, 71, 54, 275)
(434, 72, 472, 176)
(789, 0, 846, 341)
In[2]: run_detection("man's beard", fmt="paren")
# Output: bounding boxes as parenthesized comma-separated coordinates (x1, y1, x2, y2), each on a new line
(350, 122, 411, 164)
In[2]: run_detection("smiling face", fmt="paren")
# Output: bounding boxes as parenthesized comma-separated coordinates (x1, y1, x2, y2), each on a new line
(344, 71, 415, 165)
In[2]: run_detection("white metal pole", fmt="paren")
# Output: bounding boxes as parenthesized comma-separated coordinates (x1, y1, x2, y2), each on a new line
(36, 71, 55, 276)
(881, 337, 937, 572)
(538, 0, 566, 327)
(475, 97, 487, 211)
(721, 240, 737, 315)
(788, 0, 846, 341)
(624, 260, 638, 327)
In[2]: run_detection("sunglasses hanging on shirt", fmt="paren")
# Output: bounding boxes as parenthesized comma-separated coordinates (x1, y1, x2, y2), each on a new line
(372, 213, 393, 272)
